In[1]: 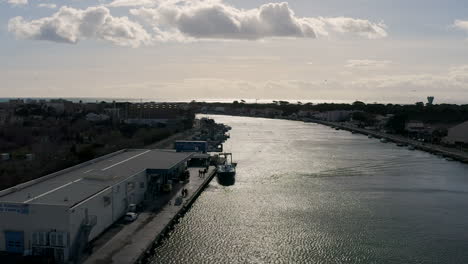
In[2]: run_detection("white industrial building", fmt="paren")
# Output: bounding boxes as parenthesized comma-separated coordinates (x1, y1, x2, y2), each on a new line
(0, 149, 193, 263)
(443, 121, 468, 145)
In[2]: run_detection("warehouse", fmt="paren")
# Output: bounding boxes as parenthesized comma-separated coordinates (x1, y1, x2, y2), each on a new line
(0, 149, 193, 263)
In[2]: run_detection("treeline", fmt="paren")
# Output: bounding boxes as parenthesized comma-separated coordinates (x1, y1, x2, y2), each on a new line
(193, 101, 468, 124)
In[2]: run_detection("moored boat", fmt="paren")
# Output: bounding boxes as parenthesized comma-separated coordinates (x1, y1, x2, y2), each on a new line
(217, 153, 237, 177)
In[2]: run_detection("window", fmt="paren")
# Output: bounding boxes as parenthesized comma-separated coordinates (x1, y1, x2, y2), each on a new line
(38, 232, 45, 246)
(103, 196, 111, 206)
(49, 233, 57, 246)
(140, 182, 145, 189)
(57, 233, 64, 247)
(32, 233, 38, 245)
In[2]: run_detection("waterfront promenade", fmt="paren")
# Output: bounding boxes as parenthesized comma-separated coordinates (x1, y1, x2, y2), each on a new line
(313, 120, 468, 163)
(83, 166, 217, 264)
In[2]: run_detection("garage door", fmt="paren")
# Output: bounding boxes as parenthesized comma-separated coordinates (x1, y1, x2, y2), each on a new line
(5, 231, 24, 254)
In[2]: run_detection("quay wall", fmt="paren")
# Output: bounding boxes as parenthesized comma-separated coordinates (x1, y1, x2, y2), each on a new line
(137, 168, 217, 264)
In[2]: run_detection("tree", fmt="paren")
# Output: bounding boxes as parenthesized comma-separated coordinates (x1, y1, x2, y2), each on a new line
(386, 114, 408, 133)
(352, 101, 366, 110)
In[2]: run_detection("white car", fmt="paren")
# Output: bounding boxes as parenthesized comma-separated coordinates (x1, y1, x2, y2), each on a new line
(124, 212, 138, 222)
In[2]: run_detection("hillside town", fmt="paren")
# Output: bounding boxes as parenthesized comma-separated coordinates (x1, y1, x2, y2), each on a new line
(0, 99, 195, 191)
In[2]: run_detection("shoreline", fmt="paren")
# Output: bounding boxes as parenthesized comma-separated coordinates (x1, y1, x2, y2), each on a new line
(202, 113, 468, 164)
(311, 119, 468, 164)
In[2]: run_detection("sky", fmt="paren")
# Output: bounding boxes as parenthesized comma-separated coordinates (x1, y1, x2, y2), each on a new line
(1, 0, 468, 104)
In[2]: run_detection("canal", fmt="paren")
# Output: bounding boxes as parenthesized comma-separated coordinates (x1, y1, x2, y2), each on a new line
(148, 115, 468, 264)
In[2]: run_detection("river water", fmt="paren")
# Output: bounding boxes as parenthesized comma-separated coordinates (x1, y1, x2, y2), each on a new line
(149, 115, 468, 264)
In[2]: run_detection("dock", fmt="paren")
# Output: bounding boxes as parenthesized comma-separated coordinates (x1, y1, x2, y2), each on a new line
(311, 120, 468, 164)
(83, 166, 217, 264)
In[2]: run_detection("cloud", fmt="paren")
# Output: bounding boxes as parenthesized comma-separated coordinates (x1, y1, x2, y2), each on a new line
(454, 20, 468, 32)
(129, 1, 387, 41)
(38, 3, 57, 9)
(350, 65, 468, 95)
(6, 0, 28, 6)
(345, 59, 392, 68)
(107, 0, 157, 7)
(8, 6, 152, 47)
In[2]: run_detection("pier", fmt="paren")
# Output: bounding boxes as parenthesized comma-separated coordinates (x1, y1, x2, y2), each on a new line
(311, 120, 468, 164)
(83, 166, 217, 264)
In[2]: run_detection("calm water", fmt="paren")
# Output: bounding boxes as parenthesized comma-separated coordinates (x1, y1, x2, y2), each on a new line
(149, 115, 468, 264)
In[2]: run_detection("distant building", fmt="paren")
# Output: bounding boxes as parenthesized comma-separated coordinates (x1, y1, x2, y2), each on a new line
(443, 121, 468, 145)
(264, 108, 283, 117)
(427, 96, 435, 105)
(85, 113, 110, 122)
(124, 118, 169, 126)
(0, 110, 8, 125)
(104, 108, 120, 120)
(8, 99, 24, 106)
(46, 102, 65, 113)
(1, 153, 10, 161)
(214, 107, 225, 113)
(312, 111, 354, 122)
(25, 154, 35, 161)
(25, 99, 38, 104)
(405, 121, 426, 132)
(297, 110, 317, 118)
(126, 103, 180, 119)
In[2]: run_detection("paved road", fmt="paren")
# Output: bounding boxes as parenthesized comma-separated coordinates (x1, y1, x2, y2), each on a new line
(83, 167, 216, 264)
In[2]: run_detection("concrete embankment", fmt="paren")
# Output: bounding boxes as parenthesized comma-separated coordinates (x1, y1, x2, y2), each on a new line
(311, 120, 468, 164)
(84, 167, 217, 264)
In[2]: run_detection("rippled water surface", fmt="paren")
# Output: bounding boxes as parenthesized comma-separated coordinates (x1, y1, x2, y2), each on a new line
(149, 115, 468, 264)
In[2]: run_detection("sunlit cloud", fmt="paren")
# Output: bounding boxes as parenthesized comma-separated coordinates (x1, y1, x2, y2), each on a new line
(346, 59, 392, 68)
(454, 20, 468, 32)
(8, 6, 152, 47)
(6, 0, 28, 6)
(130, 1, 388, 41)
(38, 3, 57, 9)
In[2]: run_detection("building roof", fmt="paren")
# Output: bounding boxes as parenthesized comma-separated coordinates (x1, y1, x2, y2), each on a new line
(0, 149, 193, 207)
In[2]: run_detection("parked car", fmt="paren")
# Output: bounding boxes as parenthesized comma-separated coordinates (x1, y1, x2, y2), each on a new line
(124, 212, 138, 222)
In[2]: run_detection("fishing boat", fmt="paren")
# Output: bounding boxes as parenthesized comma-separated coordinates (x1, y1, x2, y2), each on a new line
(217, 153, 237, 177)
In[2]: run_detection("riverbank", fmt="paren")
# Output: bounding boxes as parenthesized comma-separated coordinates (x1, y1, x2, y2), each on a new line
(83, 167, 217, 264)
(203, 113, 468, 164)
(311, 119, 468, 164)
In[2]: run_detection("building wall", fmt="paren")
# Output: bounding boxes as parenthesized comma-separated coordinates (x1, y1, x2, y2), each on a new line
(69, 187, 113, 245)
(445, 121, 468, 144)
(69, 171, 148, 246)
(0, 203, 69, 254)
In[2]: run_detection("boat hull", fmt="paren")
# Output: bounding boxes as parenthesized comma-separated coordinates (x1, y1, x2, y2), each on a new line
(217, 171, 236, 177)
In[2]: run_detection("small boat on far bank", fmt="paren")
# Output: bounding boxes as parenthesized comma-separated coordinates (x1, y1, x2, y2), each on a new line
(380, 138, 389, 143)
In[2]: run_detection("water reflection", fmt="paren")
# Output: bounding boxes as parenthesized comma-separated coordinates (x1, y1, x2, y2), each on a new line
(149, 115, 468, 264)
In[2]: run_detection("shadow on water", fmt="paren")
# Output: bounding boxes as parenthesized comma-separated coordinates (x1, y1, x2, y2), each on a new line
(216, 175, 236, 186)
